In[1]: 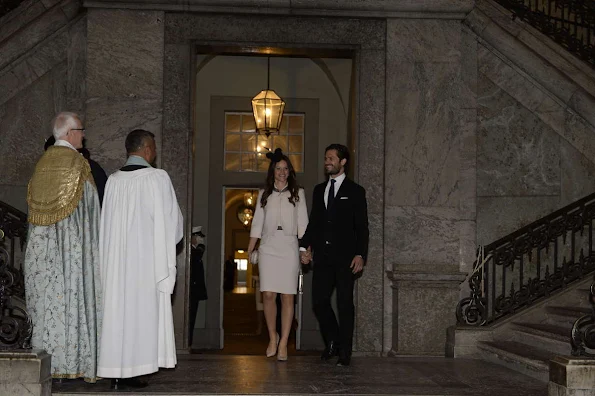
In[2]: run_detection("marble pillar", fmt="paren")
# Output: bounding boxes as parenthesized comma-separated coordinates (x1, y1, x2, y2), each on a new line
(385, 18, 473, 355)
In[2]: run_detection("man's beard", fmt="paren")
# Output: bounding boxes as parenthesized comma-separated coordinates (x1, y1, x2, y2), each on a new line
(325, 165, 340, 176)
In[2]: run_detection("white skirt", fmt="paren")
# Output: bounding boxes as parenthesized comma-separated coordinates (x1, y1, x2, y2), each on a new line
(258, 229, 299, 295)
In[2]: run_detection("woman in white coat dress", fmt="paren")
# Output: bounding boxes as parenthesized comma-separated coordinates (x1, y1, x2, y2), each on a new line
(248, 149, 308, 361)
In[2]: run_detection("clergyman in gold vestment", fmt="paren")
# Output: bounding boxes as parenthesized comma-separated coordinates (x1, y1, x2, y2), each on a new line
(24, 112, 102, 382)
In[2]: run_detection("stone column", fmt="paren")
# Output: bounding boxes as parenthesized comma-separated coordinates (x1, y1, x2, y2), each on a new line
(0, 350, 51, 396)
(549, 356, 595, 396)
(385, 18, 476, 355)
(85, 8, 179, 344)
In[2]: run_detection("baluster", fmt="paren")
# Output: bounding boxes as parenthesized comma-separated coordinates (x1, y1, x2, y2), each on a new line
(492, 256, 497, 321)
(485, 255, 491, 322)
(520, 250, 524, 288)
(572, 228, 576, 265)
(547, 0, 551, 21)
(10, 234, 15, 271)
(554, 238, 559, 271)
(537, 244, 542, 280)
(502, 255, 507, 314)
(590, 216, 593, 255)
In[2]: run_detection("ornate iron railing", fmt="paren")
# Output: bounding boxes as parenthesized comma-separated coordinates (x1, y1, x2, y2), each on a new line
(495, 0, 595, 67)
(457, 192, 595, 326)
(571, 275, 595, 356)
(0, 201, 32, 350)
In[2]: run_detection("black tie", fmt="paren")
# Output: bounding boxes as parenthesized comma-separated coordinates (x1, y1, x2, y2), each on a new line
(327, 179, 336, 211)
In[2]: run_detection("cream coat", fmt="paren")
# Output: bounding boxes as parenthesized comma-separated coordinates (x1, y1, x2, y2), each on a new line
(250, 188, 308, 241)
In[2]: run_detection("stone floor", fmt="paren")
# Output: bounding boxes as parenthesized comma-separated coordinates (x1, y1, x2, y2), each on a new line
(52, 354, 547, 396)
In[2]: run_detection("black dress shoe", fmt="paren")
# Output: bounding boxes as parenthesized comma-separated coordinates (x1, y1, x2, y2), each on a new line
(336, 355, 351, 366)
(320, 341, 339, 361)
(111, 377, 149, 390)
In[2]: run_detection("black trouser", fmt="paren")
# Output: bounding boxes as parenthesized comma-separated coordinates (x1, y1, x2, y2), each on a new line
(188, 291, 200, 347)
(312, 250, 355, 356)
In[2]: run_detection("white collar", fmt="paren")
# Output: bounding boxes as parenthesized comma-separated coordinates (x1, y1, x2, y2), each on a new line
(328, 172, 346, 184)
(54, 139, 78, 151)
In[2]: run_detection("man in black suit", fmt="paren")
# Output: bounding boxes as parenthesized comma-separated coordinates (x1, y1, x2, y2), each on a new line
(300, 143, 369, 367)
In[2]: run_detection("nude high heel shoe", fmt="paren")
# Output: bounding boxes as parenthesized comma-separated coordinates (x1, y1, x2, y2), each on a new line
(266, 333, 280, 358)
(277, 342, 288, 362)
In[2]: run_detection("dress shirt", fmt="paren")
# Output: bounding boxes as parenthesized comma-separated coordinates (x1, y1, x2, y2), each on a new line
(324, 172, 346, 208)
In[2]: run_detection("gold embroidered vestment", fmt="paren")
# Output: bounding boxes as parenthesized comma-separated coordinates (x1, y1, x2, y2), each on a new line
(27, 146, 94, 226)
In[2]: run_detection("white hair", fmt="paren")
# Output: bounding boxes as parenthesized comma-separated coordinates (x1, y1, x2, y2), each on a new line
(52, 112, 80, 139)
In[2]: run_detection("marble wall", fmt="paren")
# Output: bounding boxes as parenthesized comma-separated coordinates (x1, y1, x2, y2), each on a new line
(0, 0, 86, 212)
(86, 9, 165, 174)
(475, 45, 595, 246)
(464, 0, 595, 246)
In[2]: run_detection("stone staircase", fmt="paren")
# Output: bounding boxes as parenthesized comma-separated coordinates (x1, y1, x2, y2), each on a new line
(448, 277, 593, 382)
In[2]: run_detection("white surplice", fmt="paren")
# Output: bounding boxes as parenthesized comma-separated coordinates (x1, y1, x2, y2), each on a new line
(98, 167, 183, 378)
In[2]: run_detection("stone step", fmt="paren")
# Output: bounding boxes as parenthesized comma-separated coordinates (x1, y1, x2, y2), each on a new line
(571, 287, 594, 301)
(569, 287, 592, 299)
(477, 340, 550, 382)
(512, 322, 571, 355)
(545, 306, 591, 327)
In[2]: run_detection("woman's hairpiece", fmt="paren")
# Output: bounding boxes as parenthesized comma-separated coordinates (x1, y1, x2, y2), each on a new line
(266, 148, 284, 163)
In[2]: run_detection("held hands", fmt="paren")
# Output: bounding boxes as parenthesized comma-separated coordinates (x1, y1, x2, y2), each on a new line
(350, 255, 365, 274)
(300, 247, 312, 264)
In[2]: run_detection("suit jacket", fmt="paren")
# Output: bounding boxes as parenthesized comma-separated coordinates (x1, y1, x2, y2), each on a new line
(301, 177, 369, 263)
(89, 158, 108, 206)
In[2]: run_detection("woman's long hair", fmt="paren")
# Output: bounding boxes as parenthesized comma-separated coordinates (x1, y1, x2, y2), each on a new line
(260, 148, 300, 208)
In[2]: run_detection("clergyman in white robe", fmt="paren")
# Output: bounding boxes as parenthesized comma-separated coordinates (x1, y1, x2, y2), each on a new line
(98, 161, 183, 378)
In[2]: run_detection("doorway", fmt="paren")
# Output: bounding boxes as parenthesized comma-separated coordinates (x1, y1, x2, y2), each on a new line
(190, 49, 354, 351)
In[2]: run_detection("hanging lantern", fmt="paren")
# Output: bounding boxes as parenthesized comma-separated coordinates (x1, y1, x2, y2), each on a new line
(252, 57, 285, 137)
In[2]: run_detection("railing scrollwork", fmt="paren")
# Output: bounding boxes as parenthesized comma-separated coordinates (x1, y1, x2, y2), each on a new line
(571, 280, 595, 356)
(495, 0, 595, 67)
(0, 201, 32, 350)
(457, 192, 595, 327)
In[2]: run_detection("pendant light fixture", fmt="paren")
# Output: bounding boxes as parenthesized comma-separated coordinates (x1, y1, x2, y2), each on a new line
(252, 57, 286, 137)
